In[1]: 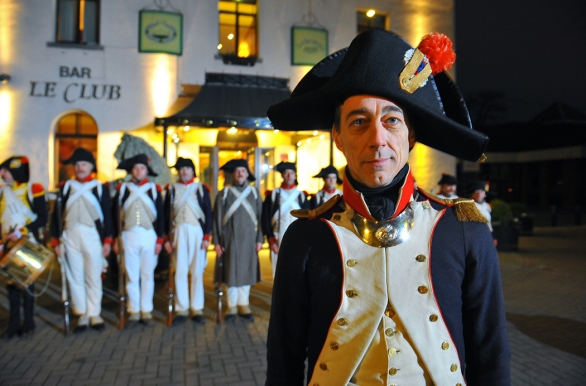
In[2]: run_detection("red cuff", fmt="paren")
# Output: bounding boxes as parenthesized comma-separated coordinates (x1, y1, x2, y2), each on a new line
(269, 237, 278, 245)
(51, 238, 59, 247)
(20, 227, 29, 235)
(104, 237, 113, 246)
(203, 234, 211, 242)
(156, 237, 163, 245)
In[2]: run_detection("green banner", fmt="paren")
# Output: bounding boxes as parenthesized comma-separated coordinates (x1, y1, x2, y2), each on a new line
(291, 27, 328, 66)
(139, 10, 183, 55)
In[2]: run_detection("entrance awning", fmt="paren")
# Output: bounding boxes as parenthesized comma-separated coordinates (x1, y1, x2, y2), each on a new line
(154, 73, 291, 129)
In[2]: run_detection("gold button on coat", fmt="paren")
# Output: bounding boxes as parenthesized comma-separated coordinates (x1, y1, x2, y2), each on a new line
(330, 342, 339, 350)
(346, 290, 358, 298)
(429, 314, 438, 322)
(347, 259, 357, 267)
(422, 202, 430, 209)
(320, 363, 328, 371)
(387, 348, 397, 356)
(389, 368, 398, 376)
(442, 342, 450, 350)
(416, 254, 426, 262)
(418, 285, 429, 294)
(337, 318, 348, 326)
(385, 309, 395, 318)
(450, 364, 458, 372)
(385, 328, 395, 337)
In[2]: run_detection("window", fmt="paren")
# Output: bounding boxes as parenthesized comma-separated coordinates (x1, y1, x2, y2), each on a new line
(55, 112, 98, 187)
(56, 0, 100, 44)
(357, 9, 388, 34)
(218, 0, 258, 65)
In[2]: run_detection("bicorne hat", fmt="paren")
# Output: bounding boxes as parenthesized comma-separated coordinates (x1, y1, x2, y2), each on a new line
(173, 157, 196, 176)
(220, 159, 255, 182)
(312, 165, 340, 183)
(0, 156, 30, 183)
(437, 173, 457, 186)
(267, 29, 488, 162)
(117, 154, 158, 176)
(275, 162, 297, 174)
(64, 148, 96, 172)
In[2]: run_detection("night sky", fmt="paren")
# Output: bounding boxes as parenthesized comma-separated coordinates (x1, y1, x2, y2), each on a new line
(455, 0, 586, 125)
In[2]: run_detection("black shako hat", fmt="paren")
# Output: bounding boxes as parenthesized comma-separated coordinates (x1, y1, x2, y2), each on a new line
(64, 148, 96, 172)
(173, 157, 196, 176)
(267, 29, 488, 162)
(275, 162, 296, 174)
(0, 156, 30, 183)
(312, 165, 340, 182)
(117, 154, 158, 176)
(437, 173, 457, 185)
(220, 159, 255, 182)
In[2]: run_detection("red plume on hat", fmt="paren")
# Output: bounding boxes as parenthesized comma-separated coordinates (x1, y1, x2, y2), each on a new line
(417, 33, 456, 75)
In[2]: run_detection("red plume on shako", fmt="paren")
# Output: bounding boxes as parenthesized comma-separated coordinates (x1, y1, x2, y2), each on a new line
(417, 32, 457, 75)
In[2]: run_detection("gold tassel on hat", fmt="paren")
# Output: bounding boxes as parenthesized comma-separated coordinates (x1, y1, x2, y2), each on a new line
(451, 198, 488, 223)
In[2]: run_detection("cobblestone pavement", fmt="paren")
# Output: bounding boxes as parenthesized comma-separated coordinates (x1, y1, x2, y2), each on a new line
(1, 226, 585, 385)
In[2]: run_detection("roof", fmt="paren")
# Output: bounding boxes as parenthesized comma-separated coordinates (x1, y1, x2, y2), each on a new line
(155, 73, 291, 129)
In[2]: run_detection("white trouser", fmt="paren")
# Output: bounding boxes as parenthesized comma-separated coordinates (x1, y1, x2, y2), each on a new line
(173, 222, 206, 312)
(63, 224, 103, 317)
(227, 285, 251, 308)
(122, 226, 158, 313)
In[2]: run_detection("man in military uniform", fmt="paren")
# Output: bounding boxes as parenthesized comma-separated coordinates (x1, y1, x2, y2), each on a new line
(261, 162, 309, 278)
(213, 159, 262, 321)
(309, 165, 343, 209)
(51, 148, 112, 332)
(0, 156, 48, 338)
(265, 30, 510, 385)
(164, 157, 212, 324)
(468, 181, 492, 231)
(112, 154, 164, 326)
(436, 173, 458, 199)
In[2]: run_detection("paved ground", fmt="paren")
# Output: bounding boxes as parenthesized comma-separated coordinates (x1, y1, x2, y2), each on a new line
(1, 226, 586, 385)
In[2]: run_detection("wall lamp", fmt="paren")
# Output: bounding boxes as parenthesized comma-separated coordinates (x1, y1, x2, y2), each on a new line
(0, 74, 10, 84)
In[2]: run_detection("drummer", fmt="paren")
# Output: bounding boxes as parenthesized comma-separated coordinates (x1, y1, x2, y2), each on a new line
(0, 156, 48, 339)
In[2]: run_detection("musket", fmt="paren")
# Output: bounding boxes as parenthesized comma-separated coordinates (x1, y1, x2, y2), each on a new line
(116, 193, 126, 330)
(167, 186, 175, 327)
(56, 193, 70, 336)
(216, 192, 225, 324)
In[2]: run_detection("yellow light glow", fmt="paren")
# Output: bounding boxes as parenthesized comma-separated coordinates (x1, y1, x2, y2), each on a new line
(237, 151, 242, 156)
(228, 33, 235, 40)
(319, 134, 325, 139)
(297, 141, 302, 147)
(0, 0, 18, 65)
(274, 129, 279, 133)
(238, 42, 250, 58)
(167, 129, 173, 134)
(80, 0, 86, 32)
(152, 55, 173, 117)
(227, 127, 238, 134)
(183, 126, 190, 131)
(366, 9, 376, 18)
(312, 130, 318, 136)
(0, 90, 12, 142)
(217, 44, 223, 50)
(306, 138, 312, 143)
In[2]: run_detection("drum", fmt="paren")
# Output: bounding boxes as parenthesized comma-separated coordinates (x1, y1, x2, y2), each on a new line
(0, 236, 55, 288)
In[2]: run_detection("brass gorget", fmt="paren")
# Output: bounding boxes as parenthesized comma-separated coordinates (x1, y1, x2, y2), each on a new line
(343, 202, 415, 248)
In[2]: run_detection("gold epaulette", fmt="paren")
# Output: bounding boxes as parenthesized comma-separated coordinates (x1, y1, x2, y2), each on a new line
(450, 198, 489, 223)
(291, 194, 341, 220)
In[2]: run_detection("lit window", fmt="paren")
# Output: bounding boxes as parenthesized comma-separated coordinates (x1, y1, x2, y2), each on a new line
(56, 0, 100, 44)
(357, 9, 388, 34)
(218, 0, 258, 65)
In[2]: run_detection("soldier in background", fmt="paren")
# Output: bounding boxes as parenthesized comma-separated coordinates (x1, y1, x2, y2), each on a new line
(51, 148, 112, 332)
(112, 154, 164, 326)
(213, 159, 262, 321)
(0, 156, 48, 338)
(164, 157, 212, 324)
(436, 173, 458, 199)
(309, 165, 343, 209)
(261, 162, 309, 278)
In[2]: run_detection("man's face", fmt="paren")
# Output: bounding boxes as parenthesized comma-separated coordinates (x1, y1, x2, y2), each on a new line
(75, 161, 94, 180)
(332, 96, 413, 188)
(471, 189, 486, 204)
(281, 169, 296, 186)
(131, 164, 148, 181)
(324, 174, 337, 190)
(0, 168, 13, 184)
(179, 166, 194, 182)
(232, 166, 249, 185)
(439, 183, 457, 197)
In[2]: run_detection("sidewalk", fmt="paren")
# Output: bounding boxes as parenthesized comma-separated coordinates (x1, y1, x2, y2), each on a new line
(1, 227, 585, 385)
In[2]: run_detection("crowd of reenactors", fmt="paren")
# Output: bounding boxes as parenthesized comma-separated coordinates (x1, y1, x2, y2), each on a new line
(0, 148, 343, 338)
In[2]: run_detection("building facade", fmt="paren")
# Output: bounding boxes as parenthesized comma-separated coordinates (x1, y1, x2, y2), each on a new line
(1, 0, 457, 197)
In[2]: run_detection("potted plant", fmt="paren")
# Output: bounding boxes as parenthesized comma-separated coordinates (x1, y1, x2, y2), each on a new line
(491, 199, 520, 252)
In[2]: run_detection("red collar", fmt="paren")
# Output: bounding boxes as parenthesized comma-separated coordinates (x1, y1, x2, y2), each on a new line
(133, 178, 150, 186)
(76, 175, 94, 183)
(323, 187, 337, 194)
(342, 166, 414, 221)
(178, 178, 194, 185)
(281, 182, 296, 190)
